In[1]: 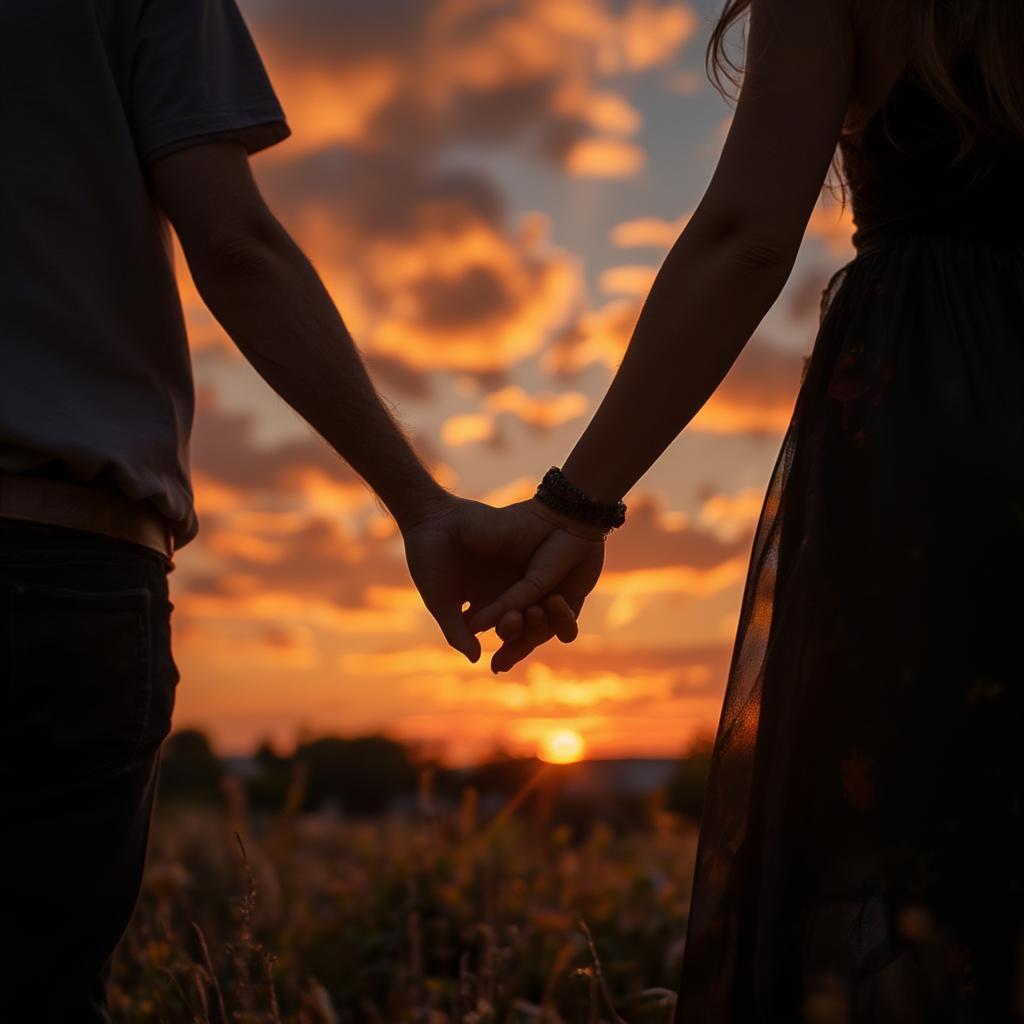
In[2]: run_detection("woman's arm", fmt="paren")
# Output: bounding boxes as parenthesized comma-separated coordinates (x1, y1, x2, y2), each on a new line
(563, 0, 856, 503)
(472, 0, 857, 664)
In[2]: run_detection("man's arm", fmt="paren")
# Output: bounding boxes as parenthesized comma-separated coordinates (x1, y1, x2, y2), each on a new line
(150, 141, 597, 670)
(149, 141, 498, 655)
(150, 141, 450, 535)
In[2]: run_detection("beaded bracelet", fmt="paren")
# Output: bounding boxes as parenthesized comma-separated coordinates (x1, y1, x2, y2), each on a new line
(534, 466, 627, 532)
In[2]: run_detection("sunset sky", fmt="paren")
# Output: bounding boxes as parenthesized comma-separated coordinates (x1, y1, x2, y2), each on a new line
(169, 0, 855, 764)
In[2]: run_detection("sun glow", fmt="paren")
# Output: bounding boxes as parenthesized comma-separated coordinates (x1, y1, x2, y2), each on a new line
(539, 729, 586, 764)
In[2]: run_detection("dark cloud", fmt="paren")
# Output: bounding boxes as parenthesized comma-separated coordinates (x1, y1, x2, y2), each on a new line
(245, 0, 656, 164)
(260, 150, 505, 241)
(255, 144, 577, 376)
(365, 354, 434, 400)
(238, 0, 695, 379)
(191, 386, 361, 493)
(245, 0, 427, 66)
(409, 265, 517, 329)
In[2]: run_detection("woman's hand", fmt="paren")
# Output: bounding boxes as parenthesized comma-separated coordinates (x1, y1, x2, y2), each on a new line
(464, 500, 606, 673)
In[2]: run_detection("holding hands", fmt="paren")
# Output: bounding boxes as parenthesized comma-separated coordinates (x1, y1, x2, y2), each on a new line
(402, 474, 616, 673)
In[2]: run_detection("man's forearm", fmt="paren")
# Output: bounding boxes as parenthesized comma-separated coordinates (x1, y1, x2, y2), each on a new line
(189, 226, 450, 531)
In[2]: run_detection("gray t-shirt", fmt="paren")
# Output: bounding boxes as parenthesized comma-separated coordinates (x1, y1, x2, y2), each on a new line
(0, 0, 290, 550)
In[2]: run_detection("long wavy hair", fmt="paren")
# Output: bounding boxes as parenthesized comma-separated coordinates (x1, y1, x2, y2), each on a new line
(706, 0, 1024, 199)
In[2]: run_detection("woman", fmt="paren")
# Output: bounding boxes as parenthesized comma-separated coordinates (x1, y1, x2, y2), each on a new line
(461, 0, 1024, 1017)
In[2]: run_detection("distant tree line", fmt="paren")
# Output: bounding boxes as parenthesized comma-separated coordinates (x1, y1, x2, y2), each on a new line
(157, 729, 714, 832)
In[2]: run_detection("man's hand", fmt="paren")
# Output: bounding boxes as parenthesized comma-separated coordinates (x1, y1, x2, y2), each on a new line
(402, 497, 605, 673)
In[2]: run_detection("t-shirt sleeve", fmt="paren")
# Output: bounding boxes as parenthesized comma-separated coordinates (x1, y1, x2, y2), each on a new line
(130, 0, 291, 164)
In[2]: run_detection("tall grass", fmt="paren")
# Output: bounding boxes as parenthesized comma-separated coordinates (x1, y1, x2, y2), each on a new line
(109, 764, 698, 1023)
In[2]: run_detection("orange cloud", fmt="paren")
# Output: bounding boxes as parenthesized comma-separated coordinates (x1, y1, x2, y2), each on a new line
(483, 385, 589, 428)
(416, 661, 674, 713)
(264, 186, 582, 377)
(343, 639, 724, 722)
(367, 216, 582, 373)
(547, 318, 805, 440)
(441, 413, 496, 447)
(564, 138, 647, 177)
(698, 487, 766, 542)
(619, 1, 699, 71)
(610, 213, 691, 248)
(204, 531, 288, 565)
(599, 263, 659, 296)
(178, 587, 421, 638)
(178, 618, 320, 671)
(479, 476, 537, 507)
(805, 199, 856, 257)
(543, 298, 641, 375)
(688, 397, 795, 436)
(258, 62, 404, 158)
(275, 465, 375, 519)
(190, 470, 247, 515)
(339, 646, 468, 677)
(254, 0, 693, 170)
(563, 89, 644, 135)
(689, 340, 805, 438)
(206, 0, 702, 393)
(600, 560, 748, 627)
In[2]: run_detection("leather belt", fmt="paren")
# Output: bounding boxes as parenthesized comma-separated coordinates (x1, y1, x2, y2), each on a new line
(0, 471, 175, 561)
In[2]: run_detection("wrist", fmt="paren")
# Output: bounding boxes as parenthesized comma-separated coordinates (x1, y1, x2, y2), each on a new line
(527, 496, 608, 542)
(389, 476, 459, 534)
(533, 466, 626, 533)
(558, 456, 627, 507)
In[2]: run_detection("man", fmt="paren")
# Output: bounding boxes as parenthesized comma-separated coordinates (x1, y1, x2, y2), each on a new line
(0, 1, 603, 1018)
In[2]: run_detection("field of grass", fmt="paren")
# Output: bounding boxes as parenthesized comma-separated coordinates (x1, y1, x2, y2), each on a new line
(109, 770, 699, 1023)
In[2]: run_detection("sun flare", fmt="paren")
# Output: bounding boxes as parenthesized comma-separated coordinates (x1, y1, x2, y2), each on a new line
(539, 729, 586, 764)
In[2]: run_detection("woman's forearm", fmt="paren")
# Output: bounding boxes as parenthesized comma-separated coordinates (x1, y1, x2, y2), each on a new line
(561, 217, 796, 505)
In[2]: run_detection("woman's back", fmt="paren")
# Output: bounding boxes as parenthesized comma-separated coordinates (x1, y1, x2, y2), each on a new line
(841, 52, 1024, 252)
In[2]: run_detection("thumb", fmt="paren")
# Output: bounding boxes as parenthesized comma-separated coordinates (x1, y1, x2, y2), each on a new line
(468, 533, 572, 632)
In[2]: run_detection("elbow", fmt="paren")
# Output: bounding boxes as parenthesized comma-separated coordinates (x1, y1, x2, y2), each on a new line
(729, 236, 795, 274)
(190, 214, 293, 294)
(685, 205, 799, 280)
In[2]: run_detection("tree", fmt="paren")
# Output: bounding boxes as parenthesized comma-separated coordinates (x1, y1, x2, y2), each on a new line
(296, 735, 417, 815)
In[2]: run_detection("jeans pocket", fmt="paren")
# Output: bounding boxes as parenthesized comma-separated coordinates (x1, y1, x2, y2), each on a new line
(9, 581, 153, 783)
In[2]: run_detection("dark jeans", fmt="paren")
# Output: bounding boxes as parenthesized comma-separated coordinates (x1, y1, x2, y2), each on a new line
(0, 516, 180, 1022)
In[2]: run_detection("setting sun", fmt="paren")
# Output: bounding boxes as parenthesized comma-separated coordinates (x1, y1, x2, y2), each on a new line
(539, 729, 586, 764)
